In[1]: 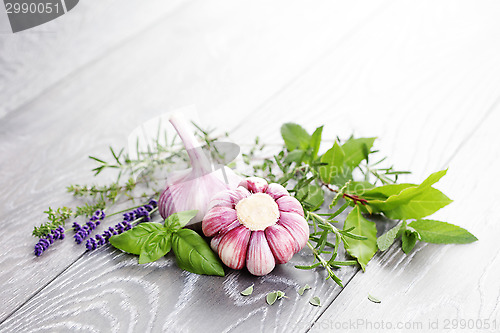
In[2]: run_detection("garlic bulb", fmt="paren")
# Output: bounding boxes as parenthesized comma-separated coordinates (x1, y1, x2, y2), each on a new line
(158, 114, 241, 222)
(202, 177, 309, 276)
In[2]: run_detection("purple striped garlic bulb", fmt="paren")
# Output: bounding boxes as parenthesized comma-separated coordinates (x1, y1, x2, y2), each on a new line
(202, 177, 309, 276)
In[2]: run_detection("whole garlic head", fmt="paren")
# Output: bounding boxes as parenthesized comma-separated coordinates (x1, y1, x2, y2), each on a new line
(158, 114, 241, 222)
(202, 177, 309, 276)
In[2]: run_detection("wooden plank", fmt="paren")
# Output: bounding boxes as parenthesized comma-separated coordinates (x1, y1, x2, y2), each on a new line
(0, 0, 188, 119)
(0, 0, 389, 324)
(2, 1, 499, 332)
(309, 102, 500, 332)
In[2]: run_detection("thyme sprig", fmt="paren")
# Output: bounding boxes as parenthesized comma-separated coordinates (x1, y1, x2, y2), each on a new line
(32, 207, 73, 238)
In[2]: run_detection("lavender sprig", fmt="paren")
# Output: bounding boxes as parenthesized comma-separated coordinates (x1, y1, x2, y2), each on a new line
(86, 200, 157, 251)
(73, 210, 106, 244)
(34, 227, 65, 256)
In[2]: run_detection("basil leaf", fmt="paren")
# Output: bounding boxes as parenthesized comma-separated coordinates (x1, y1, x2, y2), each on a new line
(319, 141, 346, 185)
(164, 210, 198, 232)
(281, 123, 311, 151)
(240, 285, 254, 296)
(343, 206, 378, 270)
(138, 232, 171, 264)
(377, 222, 403, 251)
(109, 222, 165, 255)
(341, 137, 376, 168)
(409, 219, 477, 244)
(171, 229, 225, 276)
(402, 228, 419, 254)
(297, 184, 324, 211)
(309, 125, 323, 161)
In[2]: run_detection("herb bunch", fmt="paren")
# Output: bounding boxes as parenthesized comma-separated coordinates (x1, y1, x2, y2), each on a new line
(244, 123, 477, 286)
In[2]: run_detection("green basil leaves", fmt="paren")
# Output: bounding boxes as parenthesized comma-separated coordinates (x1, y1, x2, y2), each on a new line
(109, 210, 224, 276)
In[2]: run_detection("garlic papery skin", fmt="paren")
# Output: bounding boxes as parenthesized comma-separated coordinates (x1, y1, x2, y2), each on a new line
(158, 114, 241, 222)
(202, 177, 309, 276)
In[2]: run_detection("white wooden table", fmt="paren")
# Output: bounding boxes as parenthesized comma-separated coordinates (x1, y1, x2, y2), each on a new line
(1, 1, 500, 332)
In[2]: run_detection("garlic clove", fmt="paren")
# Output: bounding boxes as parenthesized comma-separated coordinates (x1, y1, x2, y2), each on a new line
(234, 186, 252, 201)
(276, 196, 305, 217)
(264, 224, 295, 264)
(210, 219, 241, 252)
(207, 189, 238, 210)
(246, 230, 276, 276)
(202, 206, 237, 237)
(265, 183, 290, 200)
(218, 225, 251, 269)
(238, 177, 268, 193)
(207, 186, 251, 211)
(278, 211, 309, 253)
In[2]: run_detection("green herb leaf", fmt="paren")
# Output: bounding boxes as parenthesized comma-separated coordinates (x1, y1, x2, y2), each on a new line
(281, 123, 311, 151)
(266, 291, 279, 305)
(343, 206, 378, 270)
(109, 223, 165, 255)
(309, 126, 324, 161)
(367, 170, 452, 219)
(381, 187, 452, 220)
(341, 137, 376, 168)
(402, 228, 420, 254)
(283, 150, 306, 164)
(367, 169, 446, 204)
(171, 229, 225, 276)
(377, 222, 403, 251)
(297, 184, 324, 211)
(164, 210, 198, 232)
(240, 285, 254, 296)
(408, 219, 478, 244)
(138, 232, 171, 264)
(362, 183, 415, 200)
(309, 296, 321, 306)
(319, 141, 346, 185)
(346, 181, 375, 196)
(368, 294, 381, 303)
(276, 291, 286, 299)
(298, 284, 311, 296)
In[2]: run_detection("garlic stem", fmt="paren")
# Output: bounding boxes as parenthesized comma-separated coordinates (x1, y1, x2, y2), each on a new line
(169, 113, 211, 176)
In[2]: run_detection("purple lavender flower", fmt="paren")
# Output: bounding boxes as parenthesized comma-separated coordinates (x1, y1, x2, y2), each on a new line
(34, 227, 65, 256)
(85, 201, 154, 251)
(73, 210, 106, 244)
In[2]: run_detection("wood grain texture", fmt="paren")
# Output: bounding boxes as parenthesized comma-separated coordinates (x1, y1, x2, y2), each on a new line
(0, 0, 188, 118)
(231, 0, 500, 181)
(1, 0, 500, 332)
(0, 0, 388, 326)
